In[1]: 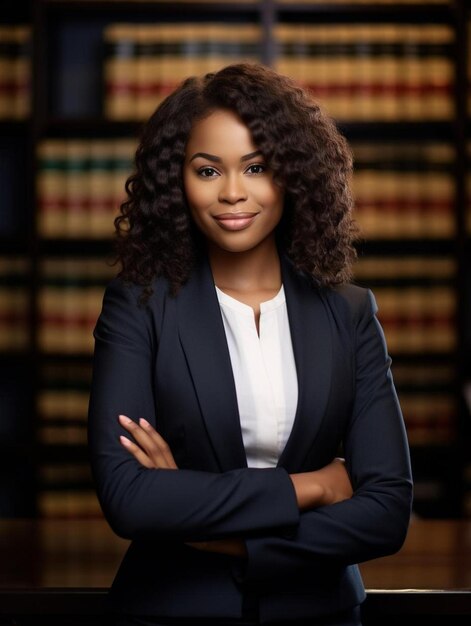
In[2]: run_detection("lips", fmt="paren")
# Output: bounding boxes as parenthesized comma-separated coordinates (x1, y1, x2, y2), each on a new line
(213, 212, 259, 231)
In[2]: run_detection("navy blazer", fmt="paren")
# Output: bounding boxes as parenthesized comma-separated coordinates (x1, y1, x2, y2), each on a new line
(87, 254, 413, 623)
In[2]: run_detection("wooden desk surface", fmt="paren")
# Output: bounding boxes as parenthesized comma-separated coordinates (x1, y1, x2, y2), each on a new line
(1, 516, 471, 591)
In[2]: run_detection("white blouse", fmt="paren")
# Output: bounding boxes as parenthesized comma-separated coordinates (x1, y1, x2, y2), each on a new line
(215, 285, 298, 468)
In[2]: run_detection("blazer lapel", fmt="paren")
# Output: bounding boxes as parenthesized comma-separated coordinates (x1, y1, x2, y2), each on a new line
(277, 256, 333, 471)
(177, 257, 247, 471)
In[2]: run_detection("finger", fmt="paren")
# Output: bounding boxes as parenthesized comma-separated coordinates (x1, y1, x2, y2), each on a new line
(118, 415, 176, 469)
(120, 435, 155, 469)
(119, 414, 168, 467)
(139, 418, 178, 469)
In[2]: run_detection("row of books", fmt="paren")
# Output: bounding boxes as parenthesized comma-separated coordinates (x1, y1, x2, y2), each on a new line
(34, 357, 456, 518)
(355, 255, 456, 353)
(103, 22, 454, 121)
(38, 361, 92, 448)
(0, 252, 458, 350)
(362, 286, 453, 353)
(38, 487, 102, 519)
(35, 368, 455, 468)
(276, 24, 454, 121)
(0, 26, 30, 120)
(36, 362, 99, 518)
(38, 257, 115, 354)
(351, 141, 455, 239)
(0, 256, 29, 350)
(35, 138, 457, 240)
(104, 23, 261, 120)
(0, 253, 456, 356)
(398, 392, 455, 445)
(32, 254, 457, 518)
(353, 255, 455, 284)
(37, 139, 135, 239)
(36, 386, 456, 450)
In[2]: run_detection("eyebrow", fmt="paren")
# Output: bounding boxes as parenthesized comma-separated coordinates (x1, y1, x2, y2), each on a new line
(188, 150, 263, 163)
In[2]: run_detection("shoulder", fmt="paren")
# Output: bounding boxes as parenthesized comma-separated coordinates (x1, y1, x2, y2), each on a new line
(96, 275, 171, 343)
(317, 282, 379, 337)
(327, 282, 376, 316)
(281, 254, 375, 320)
(102, 274, 170, 310)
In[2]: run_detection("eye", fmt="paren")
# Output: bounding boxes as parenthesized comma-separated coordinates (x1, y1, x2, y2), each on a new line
(197, 166, 219, 178)
(246, 163, 267, 175)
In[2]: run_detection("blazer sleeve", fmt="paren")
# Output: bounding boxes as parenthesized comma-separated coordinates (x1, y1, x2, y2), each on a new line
(242, 288, 413, 585)
(87, 278, 299, 541)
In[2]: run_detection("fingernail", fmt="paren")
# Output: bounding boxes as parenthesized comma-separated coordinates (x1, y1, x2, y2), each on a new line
(119, 414, 132, 425)
(139, 418, 150, 428)
(120, 436, 131, 447)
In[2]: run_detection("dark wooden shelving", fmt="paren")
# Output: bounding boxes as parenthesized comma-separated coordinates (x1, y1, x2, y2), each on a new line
(38, 239, 115, 257)
(339, 121, 454, 142)
(276, 2, 453, 23)
(42, 0, 261, 15)
(0, 0, 469, 519)
(356, 239, 456, 256)
(41, 118, 144, 138)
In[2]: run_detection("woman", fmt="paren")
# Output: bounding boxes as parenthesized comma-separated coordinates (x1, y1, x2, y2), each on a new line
(88, 62, 413, 626)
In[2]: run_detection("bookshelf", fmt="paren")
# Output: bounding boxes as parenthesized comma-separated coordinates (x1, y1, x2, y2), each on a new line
(1, 0, 469, 519)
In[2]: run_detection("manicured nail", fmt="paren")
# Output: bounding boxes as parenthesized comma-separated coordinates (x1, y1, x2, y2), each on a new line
(139, 418, 150, 428)
(120, 435, 131, 447)
(119, 414, 132, 425)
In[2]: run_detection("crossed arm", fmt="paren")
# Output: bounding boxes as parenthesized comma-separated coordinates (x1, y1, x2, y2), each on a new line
(118, 413, 353, 557)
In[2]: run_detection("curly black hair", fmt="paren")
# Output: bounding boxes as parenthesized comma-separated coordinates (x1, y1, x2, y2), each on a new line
(114, 62, 358, 297)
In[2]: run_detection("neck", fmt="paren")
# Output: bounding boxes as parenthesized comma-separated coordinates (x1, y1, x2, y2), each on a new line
(207, 238, 281, 293)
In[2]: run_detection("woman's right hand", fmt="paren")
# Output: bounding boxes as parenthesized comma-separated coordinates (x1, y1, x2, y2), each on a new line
(118, 414, 178, 470)
(289, 458, 353, 511)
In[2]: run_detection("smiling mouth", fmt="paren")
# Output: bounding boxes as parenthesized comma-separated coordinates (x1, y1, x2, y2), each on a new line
(213, 212, 259, 231)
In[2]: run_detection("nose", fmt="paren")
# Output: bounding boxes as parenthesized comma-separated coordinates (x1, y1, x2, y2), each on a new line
(218, 173, 248, 205)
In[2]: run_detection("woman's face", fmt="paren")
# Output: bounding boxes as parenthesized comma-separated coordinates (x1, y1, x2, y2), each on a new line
(183, 108, 284, 255)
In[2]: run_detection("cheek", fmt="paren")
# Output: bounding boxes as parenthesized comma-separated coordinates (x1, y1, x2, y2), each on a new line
(263, 184, 285, 217)
(256, 177, 284, 205)
(184, 180, 213, 215)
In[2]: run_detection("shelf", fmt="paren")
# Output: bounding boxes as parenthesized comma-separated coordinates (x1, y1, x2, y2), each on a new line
(0, 120, 31, 136)
(38, 444, 89, 463)
(42, 118, 144, 138)
(276, 3, 453, 24)
(0, 351, 32, 363)
(42, 0, 261, 18)
(40, 119, 456, 141)
(40, 352, 94, 363)
(339, 121, 454, 142)
(1, 0, 32, 22)
(356, 239, 455, 256)
(0, 237, 31, 255)
(38, 239, 114, 256)
(358, 277, 455, 288)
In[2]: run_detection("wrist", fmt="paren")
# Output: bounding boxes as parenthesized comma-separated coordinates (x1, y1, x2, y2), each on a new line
(290, 472, 324, 510)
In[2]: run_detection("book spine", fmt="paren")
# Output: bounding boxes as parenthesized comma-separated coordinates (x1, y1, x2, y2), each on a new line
(104, 24, 137, 120)
(89, 140, 116, 238)
(37, 141, 68, 239)
(65, 141, 91, 238)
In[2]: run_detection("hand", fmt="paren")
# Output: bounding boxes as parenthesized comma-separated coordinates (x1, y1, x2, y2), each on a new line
(290, 457, 353, 511)
(186, 538, 247, 558)
(118, 414, 178, 469)
(118, 416, 245, 556)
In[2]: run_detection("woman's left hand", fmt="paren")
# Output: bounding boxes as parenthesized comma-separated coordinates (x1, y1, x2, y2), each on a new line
(118, 414, 178, 469)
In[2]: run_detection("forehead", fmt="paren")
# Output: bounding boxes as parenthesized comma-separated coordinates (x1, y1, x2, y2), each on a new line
(186, 109, 257, 154)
